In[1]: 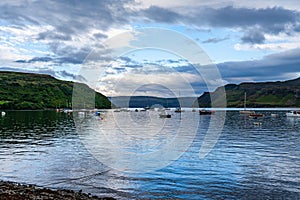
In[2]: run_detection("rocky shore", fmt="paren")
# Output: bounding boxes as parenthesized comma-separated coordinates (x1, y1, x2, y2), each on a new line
(0, 181, 115, 200)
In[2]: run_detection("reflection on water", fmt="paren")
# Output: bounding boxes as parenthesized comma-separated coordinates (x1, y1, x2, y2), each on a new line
(0, 110, 300, 199)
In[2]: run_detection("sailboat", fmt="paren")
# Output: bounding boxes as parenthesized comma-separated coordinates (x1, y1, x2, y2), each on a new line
(239, 92, 254, 114)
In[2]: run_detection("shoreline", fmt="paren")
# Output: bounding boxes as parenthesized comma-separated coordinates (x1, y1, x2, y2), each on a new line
(0, 180, 115, 200)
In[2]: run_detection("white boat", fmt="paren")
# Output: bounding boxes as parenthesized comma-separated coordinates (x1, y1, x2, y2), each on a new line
(159, 112, 171, 118)
(286, 111, 300, 117)
(174, 107, 184, 113)
(63, 109, 73, 113)
(253, 122, 262, 126)
(239, 92, 254, 114)
(271, 113, 279, 117)
(1, 111, 5, 116)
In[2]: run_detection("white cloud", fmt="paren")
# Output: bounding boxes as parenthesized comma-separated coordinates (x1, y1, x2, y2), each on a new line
(235, 42, 300, 51)
(95, 65, 202, 97)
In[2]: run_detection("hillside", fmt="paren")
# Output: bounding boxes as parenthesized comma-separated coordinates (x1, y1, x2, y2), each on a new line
(198, 77, 300, 107)
(0, 71, 111, 110)
(109, 96, 198, 108)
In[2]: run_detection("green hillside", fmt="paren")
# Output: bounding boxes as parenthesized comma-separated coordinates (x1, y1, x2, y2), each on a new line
(198, 77, 300, 108)
(0, 71, 111, 110)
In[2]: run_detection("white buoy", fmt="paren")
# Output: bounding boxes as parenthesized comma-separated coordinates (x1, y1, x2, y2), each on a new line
(1, 111, 5, 116)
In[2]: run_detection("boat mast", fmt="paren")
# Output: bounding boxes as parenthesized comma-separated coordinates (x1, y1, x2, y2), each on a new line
(244, 92, 246, 110)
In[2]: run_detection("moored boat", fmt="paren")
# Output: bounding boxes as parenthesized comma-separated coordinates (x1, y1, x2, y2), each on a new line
(199, 109, 215, 115)
(240, 110, 255, 114)
(286, 111, 300, 117)
(174, 107, 184, 113)
(159, 113, 171, 118)
(249, 113, 264, 118)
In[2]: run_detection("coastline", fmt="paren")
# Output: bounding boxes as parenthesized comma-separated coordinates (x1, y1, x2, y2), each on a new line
(0, 180, 115, 200)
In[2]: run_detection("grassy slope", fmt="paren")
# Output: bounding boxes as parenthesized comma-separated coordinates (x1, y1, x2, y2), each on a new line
(0, 71, 111, 110)
(198, 77, 300, 107)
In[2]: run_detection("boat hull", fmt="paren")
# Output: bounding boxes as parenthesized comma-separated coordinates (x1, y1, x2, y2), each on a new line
(199, 110, 215, 115)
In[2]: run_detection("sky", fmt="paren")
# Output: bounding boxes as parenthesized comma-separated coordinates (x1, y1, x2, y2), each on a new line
(1, 0, 300, 97)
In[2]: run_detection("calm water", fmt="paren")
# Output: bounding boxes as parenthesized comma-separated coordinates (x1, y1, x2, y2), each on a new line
(0, 110, 300, 199)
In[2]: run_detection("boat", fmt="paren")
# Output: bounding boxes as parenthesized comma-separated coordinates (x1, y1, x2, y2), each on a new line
(199, 109, 215, 115)
(1, 111, 5, 116)
(159, 112, 171, 118)
(253, 122, 262, 126)
(240, 110, 255, 114)
(286, 111, 300, 117)
(174, 107, 184, 113)
(63, 109, 73, 113)
(239, 92, 254, 114)
(249, 113, 264, 118)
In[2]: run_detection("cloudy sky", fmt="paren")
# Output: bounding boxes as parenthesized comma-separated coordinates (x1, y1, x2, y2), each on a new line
(1, 0, 300, 97)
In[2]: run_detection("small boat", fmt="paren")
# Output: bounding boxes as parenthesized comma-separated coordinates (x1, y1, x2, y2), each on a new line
(159, 112, 171, 118)
(254, 122, 262, 126)
(174, 107, 184, 113)
(1, 111, 5, 116)
(286, 111, 300, 117)
(239, 92, 254, 114)
(240, 110, 255, 114)
(249, 113, 264, 118)
(63, 109, 73, 113)
(199, 109, 215, 115)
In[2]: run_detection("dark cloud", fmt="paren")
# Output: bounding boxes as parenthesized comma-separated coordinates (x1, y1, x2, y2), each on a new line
(197, 6, 297, 30)
(241, 30, 265, 44)
(202, 36, 230, 44)
(58, 70, 77, 80)
(37, 31, 72, 41)
(139, 5, 300, 44)
(0, 0, 133, 34)
(189, 6, 300, 44)
(29, 57, 53, 63)
(93, 32, 108, 39)
(49, 43, 90, 64)
(15, 57, 53, 63)
(15, 60, 27, 63)
(119, 56, 133, 63)
(14, 48, 90, 65)
(217, 48, 300, 82)
(141, 6, 180, 23)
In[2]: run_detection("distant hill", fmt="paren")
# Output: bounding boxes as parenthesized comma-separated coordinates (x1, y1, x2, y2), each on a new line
(109, 96, 198, 108)
(198, 77, 300, 107)
(0, 71, 111, 110)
